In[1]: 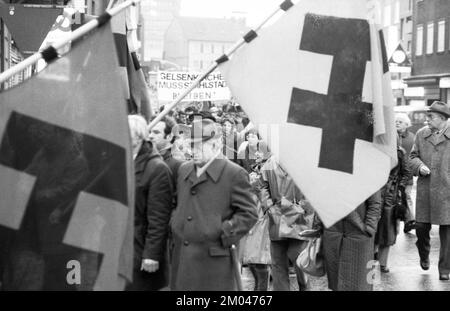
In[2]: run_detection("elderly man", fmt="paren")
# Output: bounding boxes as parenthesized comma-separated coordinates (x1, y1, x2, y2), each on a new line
(170, 118, 258, 290)
(395, 113, 416, 233)
(410, 101, 450, 281)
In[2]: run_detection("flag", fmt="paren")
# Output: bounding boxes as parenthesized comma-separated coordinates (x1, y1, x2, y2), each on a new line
(111, 0, 152, 121)
(0, 4, 63, 53)
(0, 23, 134, 290)
(220, 0, 397, 227)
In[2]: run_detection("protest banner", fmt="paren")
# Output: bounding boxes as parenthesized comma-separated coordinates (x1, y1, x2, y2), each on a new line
(157, 71, 231, 102)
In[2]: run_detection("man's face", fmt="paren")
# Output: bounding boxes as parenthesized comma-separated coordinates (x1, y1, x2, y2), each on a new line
(191, 139, 216, 165)
(149, 121, 168, 150)
(395, 118, 409, 133)
(247, 133, 259, 147)
(426, 112, 445, 131)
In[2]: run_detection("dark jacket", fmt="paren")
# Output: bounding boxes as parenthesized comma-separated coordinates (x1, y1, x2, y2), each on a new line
(170, 157, 258, 290)
(399, 130, 415, 185)
(128, 141, 174, 291)
(376, 147, 412, 247)
(160, 147, 183, 187)
(323, 191, 382, 291)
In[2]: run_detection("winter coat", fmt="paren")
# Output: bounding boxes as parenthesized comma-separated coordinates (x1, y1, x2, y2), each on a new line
(410, 126, 450, 225)
(260, 156, 314, 241)
(128, 141, 174, 291)
(170, 157, 258, 290)
(376, 147, 412, 247)
(323, 191, 382, 291)
(399, 130, 415, 185)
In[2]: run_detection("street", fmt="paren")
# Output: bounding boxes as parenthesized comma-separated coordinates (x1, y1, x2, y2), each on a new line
(242, 224, 450, 291)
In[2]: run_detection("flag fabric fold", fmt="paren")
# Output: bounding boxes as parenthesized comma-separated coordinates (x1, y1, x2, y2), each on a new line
(0, 23, 134, 290)
(112, 0, 152, 121)
(220, 0, 397, 227)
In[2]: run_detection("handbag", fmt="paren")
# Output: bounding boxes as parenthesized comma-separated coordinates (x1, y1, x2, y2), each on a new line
(241, 213, 271, 265)
(296, 235, 326, 277)
(393, 187, 408, 221)
(268, 199, 314, 240)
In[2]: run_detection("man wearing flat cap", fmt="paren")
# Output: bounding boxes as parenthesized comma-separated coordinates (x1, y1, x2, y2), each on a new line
(169, 117, 258, 290)
(410, 101, 450, 281)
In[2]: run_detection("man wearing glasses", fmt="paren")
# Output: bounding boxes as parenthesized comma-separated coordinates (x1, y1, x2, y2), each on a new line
(410, 101, 450, 281)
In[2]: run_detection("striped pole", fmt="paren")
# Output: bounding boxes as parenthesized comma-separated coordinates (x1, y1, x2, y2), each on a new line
(147, 0, 296, 131)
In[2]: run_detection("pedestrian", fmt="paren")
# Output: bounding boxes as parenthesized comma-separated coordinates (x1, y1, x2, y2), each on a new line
(148, 115, 183, 183)
(395, 112, 416, 233)
(322, 191, 382, 291)
(375, 141, 412, 273)
(237, 129, 268, 173)
(409, 101, 450, 281)
(169, 118, 258, 290)
(126, 115, 174, 290)
(239, 142, 272, 291)
(261, 154, 314, 291)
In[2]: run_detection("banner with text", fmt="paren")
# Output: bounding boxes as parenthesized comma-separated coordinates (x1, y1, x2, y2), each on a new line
(157, 71, 231, 102)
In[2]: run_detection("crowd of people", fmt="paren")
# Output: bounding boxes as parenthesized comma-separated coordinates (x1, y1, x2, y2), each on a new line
(126, 100, 450, 291)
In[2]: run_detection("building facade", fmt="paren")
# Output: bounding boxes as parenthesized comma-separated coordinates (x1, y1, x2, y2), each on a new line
(140, 0, 181, 65)
(164, 16, 246, 71)
(404, 0, 450, 106)
(377, 0, 413, 106)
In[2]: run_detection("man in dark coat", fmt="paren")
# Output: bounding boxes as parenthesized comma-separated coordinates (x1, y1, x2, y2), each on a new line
(323, 191, 382, 291)
(409, 101, 450, 281)
(126, 115, 174, 290)
(170, 118, 258, 291)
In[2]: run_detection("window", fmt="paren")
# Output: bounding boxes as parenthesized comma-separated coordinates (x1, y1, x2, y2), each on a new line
(200, 60, 203, 69)
(222, 45, 225, 53)
(426, 22, 434, 54)
(200, 43, 204, 53)
(438, 20, 445, 52)
(211, 44, 214, 54)
(416, 24, 423, 56)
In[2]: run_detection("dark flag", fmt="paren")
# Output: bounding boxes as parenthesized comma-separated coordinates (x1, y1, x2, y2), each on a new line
(0, 22, 134, 290)
(111, 2, 152, 121)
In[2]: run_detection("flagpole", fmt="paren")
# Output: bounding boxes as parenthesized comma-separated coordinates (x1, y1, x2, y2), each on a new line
(0, 0, 140, 85)
(147, 0, 295, 131)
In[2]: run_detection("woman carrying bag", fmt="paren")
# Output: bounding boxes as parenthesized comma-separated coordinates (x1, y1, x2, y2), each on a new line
(239, 147, 272, 291)
(260, 154, 314, 291)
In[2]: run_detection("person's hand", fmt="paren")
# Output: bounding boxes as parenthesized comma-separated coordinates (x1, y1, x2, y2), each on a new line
(141, 259, 159, 273)
(419, 165, 431, 176)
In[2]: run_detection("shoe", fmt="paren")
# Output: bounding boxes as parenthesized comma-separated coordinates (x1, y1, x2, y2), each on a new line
(420, 258, 430, 270)
(439, 274, 449, 281)
(404, 221, 416, 233)
(380, 266, 390, 273)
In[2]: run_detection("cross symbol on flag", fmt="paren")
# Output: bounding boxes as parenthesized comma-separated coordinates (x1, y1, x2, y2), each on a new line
(220, 0, 396, 226)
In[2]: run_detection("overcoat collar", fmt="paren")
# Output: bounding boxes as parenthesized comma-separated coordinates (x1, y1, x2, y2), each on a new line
(422, 124, 450, 145)
(182, 158, 227, 184)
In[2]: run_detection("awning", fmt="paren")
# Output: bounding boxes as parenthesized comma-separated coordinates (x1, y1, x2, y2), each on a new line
(0, 4, 63, 53)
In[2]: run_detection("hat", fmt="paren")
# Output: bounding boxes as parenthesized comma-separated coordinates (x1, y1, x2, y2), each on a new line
(427, 101, 450, 119)
(172, 118, 222, 144)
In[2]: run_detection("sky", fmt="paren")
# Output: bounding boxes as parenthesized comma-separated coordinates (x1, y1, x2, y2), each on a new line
(180, 0, 282, 27)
